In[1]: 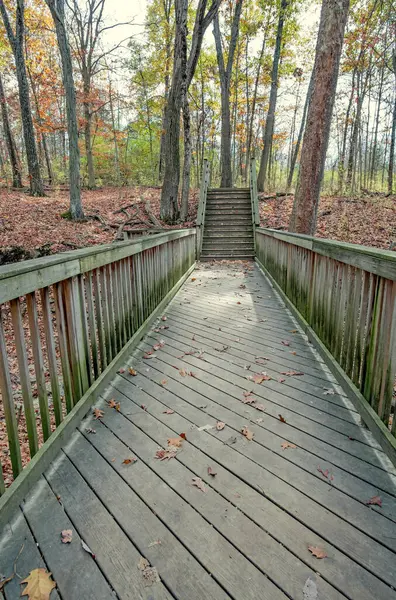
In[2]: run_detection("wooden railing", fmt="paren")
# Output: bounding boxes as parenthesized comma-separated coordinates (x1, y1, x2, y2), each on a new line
(0, 230, 196, 493)
(249, 157, 260, 232)
(196, 159, 210, 258)
(256, 228, 396, 449)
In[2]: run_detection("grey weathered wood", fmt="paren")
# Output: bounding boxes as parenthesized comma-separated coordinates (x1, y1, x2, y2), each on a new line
(97, 385, 396, 600)
(40, 287, 63, 426)
(45, 454, 172, 600)
(64, 431, 230, 600)
(53, 282, 74, 412)
(22, 477, 114, 600)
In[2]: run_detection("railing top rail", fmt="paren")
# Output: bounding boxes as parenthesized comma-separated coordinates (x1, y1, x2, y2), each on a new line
(0, 229, 196, 304)
(257, 227, 396, 280)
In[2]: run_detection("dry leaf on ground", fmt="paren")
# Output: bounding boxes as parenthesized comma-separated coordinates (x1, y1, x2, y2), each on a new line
(365, 495, 382, 507)
(308, 546, 328, 559)
(118, 368, 125, 374)
(107, 399, 120, 411)
(81, 540, 95, 558)
(216, 421, 225, 431)
(208, 466, 217, 477)
(162, 316, 167, 321)
(253, 403, 266, 412)
(281, 340, 290, 346)
(317, 466, 334, 481)
(163, 409, 174, 414)
(93, 408, 104, 420)
(122, 457, 137, 465)
(192, 477, 207, 492)
(161, 379, 168, 385)
(179, 368, 187, 377)
(179, 432, 187, 440)
(138, 557, 150, 571)
(241, 426, 254, 441)
(155, 448, 177, 461)
(278, 414, 287, 423)
(281, 442, 297, 450)
(21, 568, 56, 600)
(60, 530, 72, 544)
(167, 437, 183, 447)
(128, 368, 137, 376)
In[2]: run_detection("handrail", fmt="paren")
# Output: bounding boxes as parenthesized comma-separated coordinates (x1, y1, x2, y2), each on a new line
(255, 227, 396, 456)
(0, 230, 196, 493)
(196, 159, 210, 259)
(249, 157, 260, 228)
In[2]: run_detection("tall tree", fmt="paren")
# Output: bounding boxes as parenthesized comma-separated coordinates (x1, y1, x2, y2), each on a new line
(45, 0, 83, 219)
(257, 0, 288, 192)
(289, 0, 350, 234)
(213, 0, 243, 188)
(388, 33, 396, 194)
(0, 0, 44, 196)
(0, 73, 22, 188)
(160, 0, 221, 223)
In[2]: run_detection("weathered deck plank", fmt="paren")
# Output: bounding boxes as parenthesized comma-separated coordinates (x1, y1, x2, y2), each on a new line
(0, 262, 395, 600)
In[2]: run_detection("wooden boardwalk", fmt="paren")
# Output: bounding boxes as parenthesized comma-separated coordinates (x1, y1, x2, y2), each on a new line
(1, 261, 396, 600)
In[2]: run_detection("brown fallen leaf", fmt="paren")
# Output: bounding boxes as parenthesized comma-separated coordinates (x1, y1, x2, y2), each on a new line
(192, 477, 207, 492)
(179, 432, 187, 440)
(308, 546, 328, 559)
(21, 569, 56, 600)
(93, 407, 104, 420)
(153, 343, 161, 351)
(128, 368, 137, 376)
(237, 301, 241, 305)
(252, 373, 271, 384)
(207, 466, 217, 477)
(107, 399, 120, 411)
(60, 529, 72, 544)
(253, 403, 266, 412)
(168, 437, 183, 447)
(118, 368, 125, 374)
(281, 340, 290, 346)
(241, 426, 254, 441)
(162, 316, 167, 321)
(365, 495, 382, 507)
(216, 421, 225, 431)
(290, 351, 297, 355)
(281, 442, 297, 450)
(155, 448, 177, 460)
(161, 379, 168, 385)
(278, 377, 286, 383)
(138, 557, 150, 571)
(191, 277, 196, 281)
(141, 404, 148, 411)
(278, 414, 287, 423)
(123, 457, 137, 465)
(317, 466, 334, 481)
(163, 409, 174, 414)
(179, 368, 187, 377)
(143, 354, 153, 360)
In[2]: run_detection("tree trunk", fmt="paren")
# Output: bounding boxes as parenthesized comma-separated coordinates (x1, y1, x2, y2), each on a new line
(45, 0, 83, 218)
(289, 0, 350, 234)
(0, 73, 22, 188)
(286, 72, 313, 191)
(0, 0, 44, 196)
(337, 68, 355, 193)
(257, 0, 288, 193)
(370, 63, 384, 185)
(83, 97, 95, 189)
(213, 0, 243, 188)
(388, 47, 396, 194)
(180, 96, 191, 220)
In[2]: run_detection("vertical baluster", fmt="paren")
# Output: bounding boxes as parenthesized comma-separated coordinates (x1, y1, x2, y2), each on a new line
(93, 268, 107, 370)
(340, 266, 357, 372)
(345, 268, 363, 377)
(334, 264, 349, 362)
(0, 459, 5, 495)
(99, 267, 112, 363)
(10, 298, 38, 457)
(362, 276, 384, 407)
(352, 271, 371, 386)
(26, 293, 51, 441)
(53, 282, 74, 412)
(84, 272, 99, 379)
(127, 256, 135, 335)
(105, 264, 117, 358)
(373, 279, 396, 422)
(77, 275, 93, 389)
(122, 259, 131, 340)
(112, 262, 121, 353)
(0, 310, 22, 477)
(62, 279, 83, 401)
(40, 287, 62, 426)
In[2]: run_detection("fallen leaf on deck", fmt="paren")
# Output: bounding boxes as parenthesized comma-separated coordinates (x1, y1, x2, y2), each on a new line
(163, 409, 174, 414)
(254, 403, 266, 412)
(241, 426, 254, 441)
(85, 428, 96, 434)
(155, 448, 177, 460)
(216, 421, 225, 430)
(179, 368, 187, 377)
(60, 529, 72, 544)
(208, 466, 217, 477)
(278, 377, 286, 383)
(323, 388, 335, 395)
(290, 351, 297, 355)
(93, 408, 104, 420)
(153, 344, 161, 351)
(81, 540, 95, 558)
(279, 414, 287, 423)
(189, 371, 198, 378)
(143, 354, 153, 360)
(122, 457, 137, 465)
(128, 368, 137, 376)
(365, 495, 382, 507)
(168, 437, 183, 447)
(281, 340, 290, 346)
(308, 546, 328, 559)
(107, 399, 120, 411)
(138, 557, 150, 571)
(281, 371, 304, 377)
(281, 442, 297, 450)
(317, 466, 334, 481)
(162, 316, 167, 321)
(179, 432, 187, 440)
(118, 368, 125, 374)
(141, 404, 148, 411)
(161, 379, 168, 385)
(0, 572, 14, 591)
(192, 477, 207, 492)
(303, 577, 318, 600)
(252, 373, 271, 384)
(191, 277, 196, 281)
(290, 330, 298, 334)
(21, 569, 56, 600)
(237, 301, 241, 305)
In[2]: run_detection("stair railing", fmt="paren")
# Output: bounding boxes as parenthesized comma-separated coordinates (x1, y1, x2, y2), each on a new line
(249, 157, 260, 247)
(196, 159, 210, 259)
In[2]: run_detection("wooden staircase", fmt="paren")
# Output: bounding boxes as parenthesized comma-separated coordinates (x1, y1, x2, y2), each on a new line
(200, 188, 254, 260)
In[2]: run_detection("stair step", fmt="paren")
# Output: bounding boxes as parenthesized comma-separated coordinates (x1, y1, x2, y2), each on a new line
(205, 218, 252, 224)
(206, 211, 252, 217)
(204, 233, 254, 239)
(208, 188, 250, 193)
(200, 253, 254, 260)
(206, 199, 251, 204)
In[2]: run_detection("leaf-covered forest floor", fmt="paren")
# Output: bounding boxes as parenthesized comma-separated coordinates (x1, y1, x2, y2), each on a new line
(0, 186, 395, 265)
